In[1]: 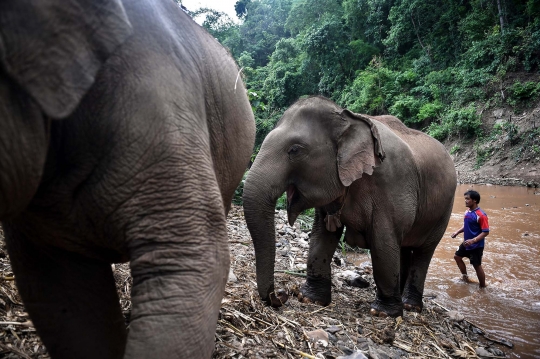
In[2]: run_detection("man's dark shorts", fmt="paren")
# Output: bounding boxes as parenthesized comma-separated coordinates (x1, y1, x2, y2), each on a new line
(455, 244, 484, 266)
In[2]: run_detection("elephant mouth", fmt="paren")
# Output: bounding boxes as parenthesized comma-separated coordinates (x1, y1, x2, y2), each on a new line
(286, 184, 301, 225)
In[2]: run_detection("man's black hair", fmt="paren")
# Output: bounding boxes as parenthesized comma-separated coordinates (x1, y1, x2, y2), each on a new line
(464, 190, 480, 204)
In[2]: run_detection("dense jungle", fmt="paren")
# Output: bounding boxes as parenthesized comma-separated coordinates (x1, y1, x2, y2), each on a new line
(189, 0, 540, 187)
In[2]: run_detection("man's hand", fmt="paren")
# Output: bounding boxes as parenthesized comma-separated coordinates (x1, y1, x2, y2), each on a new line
(451, 232, 458, 238)
(463, 238, 475, 247)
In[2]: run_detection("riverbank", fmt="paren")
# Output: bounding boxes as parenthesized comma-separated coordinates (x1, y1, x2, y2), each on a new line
(0, 207, 512, 358)
(445, 100, 540, 188)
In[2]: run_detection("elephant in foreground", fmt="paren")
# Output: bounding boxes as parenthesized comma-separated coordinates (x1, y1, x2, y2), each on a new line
(243, 97, 456, 317)
(0, 0, 255, 358)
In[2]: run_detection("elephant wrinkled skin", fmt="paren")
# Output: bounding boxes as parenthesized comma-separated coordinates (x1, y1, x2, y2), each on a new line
(0, 1, 255, 358)
(243, 97, 455, 318)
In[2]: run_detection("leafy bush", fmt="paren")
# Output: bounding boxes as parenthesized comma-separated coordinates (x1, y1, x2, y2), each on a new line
(233, 171, 249, 205)
(389, 95, 424, 125)
(507, 81, 540, 106)
(474, 145, 491, 169)
(276, 192, 287, 210)
(426, 105, 481, 140)
(450, 144, 460, 154)
(417, 102, 444, 121)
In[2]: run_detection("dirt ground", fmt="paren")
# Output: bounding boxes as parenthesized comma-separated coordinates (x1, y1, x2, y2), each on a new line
(0, 206, 511, 358)
(448, 95, 540, 186)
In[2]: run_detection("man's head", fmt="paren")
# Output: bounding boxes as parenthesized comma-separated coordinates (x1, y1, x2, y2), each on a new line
(464, 190, 480, 209)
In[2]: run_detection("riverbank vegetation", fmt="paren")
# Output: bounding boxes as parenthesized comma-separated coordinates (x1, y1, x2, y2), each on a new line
(186, 0, 540, 185)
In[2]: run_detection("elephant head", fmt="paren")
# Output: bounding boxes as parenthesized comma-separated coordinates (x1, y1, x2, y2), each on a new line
(0, 0, 132, 219)
(243, 96, 385, 305)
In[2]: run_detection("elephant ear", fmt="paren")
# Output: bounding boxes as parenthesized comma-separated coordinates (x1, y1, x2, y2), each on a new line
(0, 0, 132, 119)
(337, 109, 386, 187)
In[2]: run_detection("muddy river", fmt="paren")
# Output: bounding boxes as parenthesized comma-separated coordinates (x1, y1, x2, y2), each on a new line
(426, 184, 540, 358)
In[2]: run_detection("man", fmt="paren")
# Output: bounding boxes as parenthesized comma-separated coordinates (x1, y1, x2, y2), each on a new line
(451, 190, 489, 288)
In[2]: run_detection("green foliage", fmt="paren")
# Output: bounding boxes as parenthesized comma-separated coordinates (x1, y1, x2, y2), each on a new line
(450, 144, 460, 154)
(417, 102, 443, 121)
(474, 145, 490, 169)
(233, 171, 249, 205)
(427, 106, 481, 140)
(186, 0, 540, 156)
(276, 192, 287, 210)
(507, 81, 540, 106)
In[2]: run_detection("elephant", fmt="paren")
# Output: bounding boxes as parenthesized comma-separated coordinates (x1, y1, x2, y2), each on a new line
(0, 0, 255, 358)
(243, 96, 456, 318)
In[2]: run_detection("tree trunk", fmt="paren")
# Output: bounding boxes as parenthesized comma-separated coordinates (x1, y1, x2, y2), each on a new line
(496, 0, 504, 34)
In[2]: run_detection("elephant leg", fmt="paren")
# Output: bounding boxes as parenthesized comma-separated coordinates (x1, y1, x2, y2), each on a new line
(402, 241, 439, 313)
(369, 227, 403, 318)
(123, 171, 229, 359)
(2, 224, 127, 359)
(400, 247, 412, 294)
(299, 209, 343, 306)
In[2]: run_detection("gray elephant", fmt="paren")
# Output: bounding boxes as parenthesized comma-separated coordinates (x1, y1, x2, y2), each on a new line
(0, 0, 255, 358)
(243, 96, 456, 317)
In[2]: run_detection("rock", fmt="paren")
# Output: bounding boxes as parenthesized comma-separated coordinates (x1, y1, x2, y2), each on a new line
(356, 337, 369, 351)
(227, 268, 237, 283)
(339, 270, 358, 281)
(498, 338, 514, 348)
(475, 347, 492, 357)
(347, 276, 370, 288)
(327, 333, 338, 344)
(306, 329, 329, 347)
(339, 347, 354, 356)
(368, 346, 391, 359)
(448, 310, 464, 322)
(326, 325, 342, 334)
(357, 326, 363, 334)
(337, 351, 368, 359)
(368, 344, 401, 359)
(381, 327, 395, 344)
(277, 249, 289, 256)
(472, 327, 484, 335)
(488, 347, 505, 356)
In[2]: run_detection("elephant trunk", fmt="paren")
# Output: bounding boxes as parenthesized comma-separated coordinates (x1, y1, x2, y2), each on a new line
(243, 158, 287, 307)
(0, 80, 49, 220)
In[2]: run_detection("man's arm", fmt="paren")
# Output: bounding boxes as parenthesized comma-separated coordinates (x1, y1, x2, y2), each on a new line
(464, 231, 489, 247)
(451, 226, 464, 238)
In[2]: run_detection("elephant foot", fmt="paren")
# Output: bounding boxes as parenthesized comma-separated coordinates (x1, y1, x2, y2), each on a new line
(403, 302, 423, 313)
(369, 308, 389, 318)
(268, 290, 289, 307)
(402, 287, 423, 313)
(370, 297, 403, 318)
(298, 276, 332, 306)
(297, 292, 327, 306)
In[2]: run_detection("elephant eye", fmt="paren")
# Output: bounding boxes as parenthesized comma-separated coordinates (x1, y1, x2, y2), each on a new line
(287, 144, 303, 159)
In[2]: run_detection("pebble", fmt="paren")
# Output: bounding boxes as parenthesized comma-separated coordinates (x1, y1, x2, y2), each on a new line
(347, 276, 370, 288)
(326, 325, 342, 334)
(227, 268, 237, 283)
(337, 351, 368, 359)
(448, 310, 464, 322)
(306, 329, 329, 347)
(475, 347, 492, 357)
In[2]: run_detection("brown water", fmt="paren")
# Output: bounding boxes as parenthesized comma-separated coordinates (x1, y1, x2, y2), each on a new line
(425, 184, 540, 358)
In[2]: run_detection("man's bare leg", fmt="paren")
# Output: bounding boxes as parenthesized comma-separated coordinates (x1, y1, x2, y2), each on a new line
(473, 264, 486, 288)
(454, 255, 469, 282)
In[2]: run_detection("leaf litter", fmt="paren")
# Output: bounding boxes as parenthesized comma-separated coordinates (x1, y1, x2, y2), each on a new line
(0, 207, 510, 358)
